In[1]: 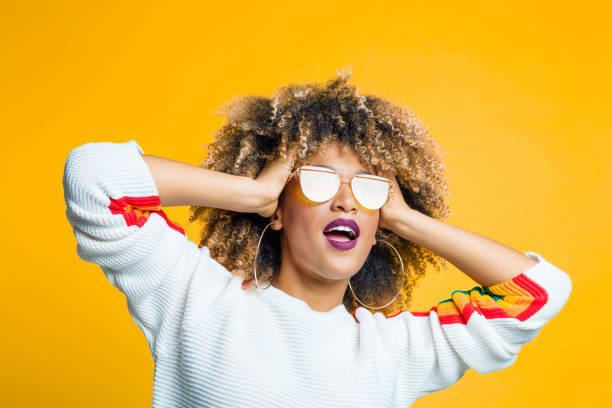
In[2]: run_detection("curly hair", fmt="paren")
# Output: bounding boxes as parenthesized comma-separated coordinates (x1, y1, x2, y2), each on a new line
(188, 68, 451, 316)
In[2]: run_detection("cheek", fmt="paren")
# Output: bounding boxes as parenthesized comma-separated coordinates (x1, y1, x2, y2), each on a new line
(283, 189, 320, 230)
(289, 186, 314, 206)
(361, 208, 380, 227)
(361, 213, 380, 246)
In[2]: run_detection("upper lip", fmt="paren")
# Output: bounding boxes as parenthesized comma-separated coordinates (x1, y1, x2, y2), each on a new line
(323, 218, 360, 239)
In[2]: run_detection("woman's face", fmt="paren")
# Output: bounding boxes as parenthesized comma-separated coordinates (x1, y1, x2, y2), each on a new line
(272, 141, 380, 283)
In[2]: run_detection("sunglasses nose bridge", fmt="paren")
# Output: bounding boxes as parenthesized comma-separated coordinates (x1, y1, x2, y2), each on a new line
(334, 176, 359, 207)
(337, 171, 356, 184)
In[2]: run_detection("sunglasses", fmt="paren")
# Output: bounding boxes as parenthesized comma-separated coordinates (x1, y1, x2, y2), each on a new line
(287, 165, 392, 210)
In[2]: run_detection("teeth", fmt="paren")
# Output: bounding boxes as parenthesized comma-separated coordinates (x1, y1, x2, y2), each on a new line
(324, 225, 356, 239)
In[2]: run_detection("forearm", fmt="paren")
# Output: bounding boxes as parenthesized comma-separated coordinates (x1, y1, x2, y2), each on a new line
(389, 207, 538, 286)
(142, 154, 264, 212)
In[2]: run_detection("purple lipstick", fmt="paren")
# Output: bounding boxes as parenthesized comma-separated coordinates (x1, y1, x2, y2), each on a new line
(322, 218, 360, 251)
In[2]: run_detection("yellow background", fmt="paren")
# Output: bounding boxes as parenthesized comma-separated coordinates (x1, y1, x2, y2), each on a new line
(1, 0, 608, 406)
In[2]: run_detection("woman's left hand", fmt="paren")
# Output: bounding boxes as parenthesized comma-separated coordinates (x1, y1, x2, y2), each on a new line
(379, 174, 412, 232)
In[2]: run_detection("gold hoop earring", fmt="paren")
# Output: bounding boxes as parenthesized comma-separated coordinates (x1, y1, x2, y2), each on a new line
(253, 222, 280, 289)
(254, 223, 404, 310)
(348, 239, 405, 310)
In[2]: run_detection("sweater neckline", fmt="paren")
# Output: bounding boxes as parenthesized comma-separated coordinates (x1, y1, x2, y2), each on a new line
(257, 282, 354, 322)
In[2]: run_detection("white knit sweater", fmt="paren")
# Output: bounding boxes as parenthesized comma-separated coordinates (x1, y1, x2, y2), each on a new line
(62, 140, 572, 408)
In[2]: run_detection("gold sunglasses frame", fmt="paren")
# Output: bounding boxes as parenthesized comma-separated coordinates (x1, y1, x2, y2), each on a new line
(286, 165, 393, 209)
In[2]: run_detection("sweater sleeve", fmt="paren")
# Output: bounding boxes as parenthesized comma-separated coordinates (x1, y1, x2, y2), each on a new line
(386, 251, 572, 400)
(62, 139, 225, 360)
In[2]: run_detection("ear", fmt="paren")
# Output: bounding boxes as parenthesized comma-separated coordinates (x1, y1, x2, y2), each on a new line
(270, 206, 283, 231)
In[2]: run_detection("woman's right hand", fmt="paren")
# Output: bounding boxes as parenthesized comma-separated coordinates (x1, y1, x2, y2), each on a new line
(253, 147, 298, 218)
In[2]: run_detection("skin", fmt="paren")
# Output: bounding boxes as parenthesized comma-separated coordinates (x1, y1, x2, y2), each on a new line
(143, 140, 405, 313)
(145, 136, 539, 313)
(265, 141, 382, 313)
(256, 141, 538, 313)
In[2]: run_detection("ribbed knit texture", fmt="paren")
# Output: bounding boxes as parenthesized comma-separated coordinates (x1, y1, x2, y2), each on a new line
(62, 140, 573, 407)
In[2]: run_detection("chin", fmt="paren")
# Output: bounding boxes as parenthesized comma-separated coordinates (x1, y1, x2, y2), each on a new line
(323, 259, 362, 278)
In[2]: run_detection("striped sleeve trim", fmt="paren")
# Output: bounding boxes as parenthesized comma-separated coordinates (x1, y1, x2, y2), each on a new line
(383, 270, 548, 325)
(108, 194, 186, 236)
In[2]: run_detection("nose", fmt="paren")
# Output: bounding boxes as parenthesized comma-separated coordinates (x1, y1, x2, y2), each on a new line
(331, 179, 357, 213)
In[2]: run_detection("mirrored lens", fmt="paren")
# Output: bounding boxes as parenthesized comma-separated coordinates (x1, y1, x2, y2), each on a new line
(352, 176, 389, 210)
(299, 167, 339, 203)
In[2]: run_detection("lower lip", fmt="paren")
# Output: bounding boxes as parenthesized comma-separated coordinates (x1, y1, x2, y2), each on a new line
(324, 234, 358, 250)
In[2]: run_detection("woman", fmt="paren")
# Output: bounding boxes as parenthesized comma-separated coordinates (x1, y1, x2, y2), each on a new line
(62, 71, 572, 407)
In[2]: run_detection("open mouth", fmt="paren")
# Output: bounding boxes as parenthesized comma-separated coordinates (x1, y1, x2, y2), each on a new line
(323, 228, 356, 242)
(322, 219, 359, 250)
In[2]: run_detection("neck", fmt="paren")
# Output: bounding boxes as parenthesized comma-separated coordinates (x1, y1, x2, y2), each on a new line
(271, 246, 348, 313)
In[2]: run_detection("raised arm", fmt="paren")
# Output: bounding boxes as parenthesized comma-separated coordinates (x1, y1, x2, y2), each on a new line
(140, 153, 262, 210)
(386, 251, 571, 402)
(62, 139, 275, 359)
(375, 185, 572, 403)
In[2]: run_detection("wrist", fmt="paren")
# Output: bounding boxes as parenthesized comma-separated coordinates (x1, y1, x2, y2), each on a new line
(388, 206, 422, 240)
(250, 178, 275, 212)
